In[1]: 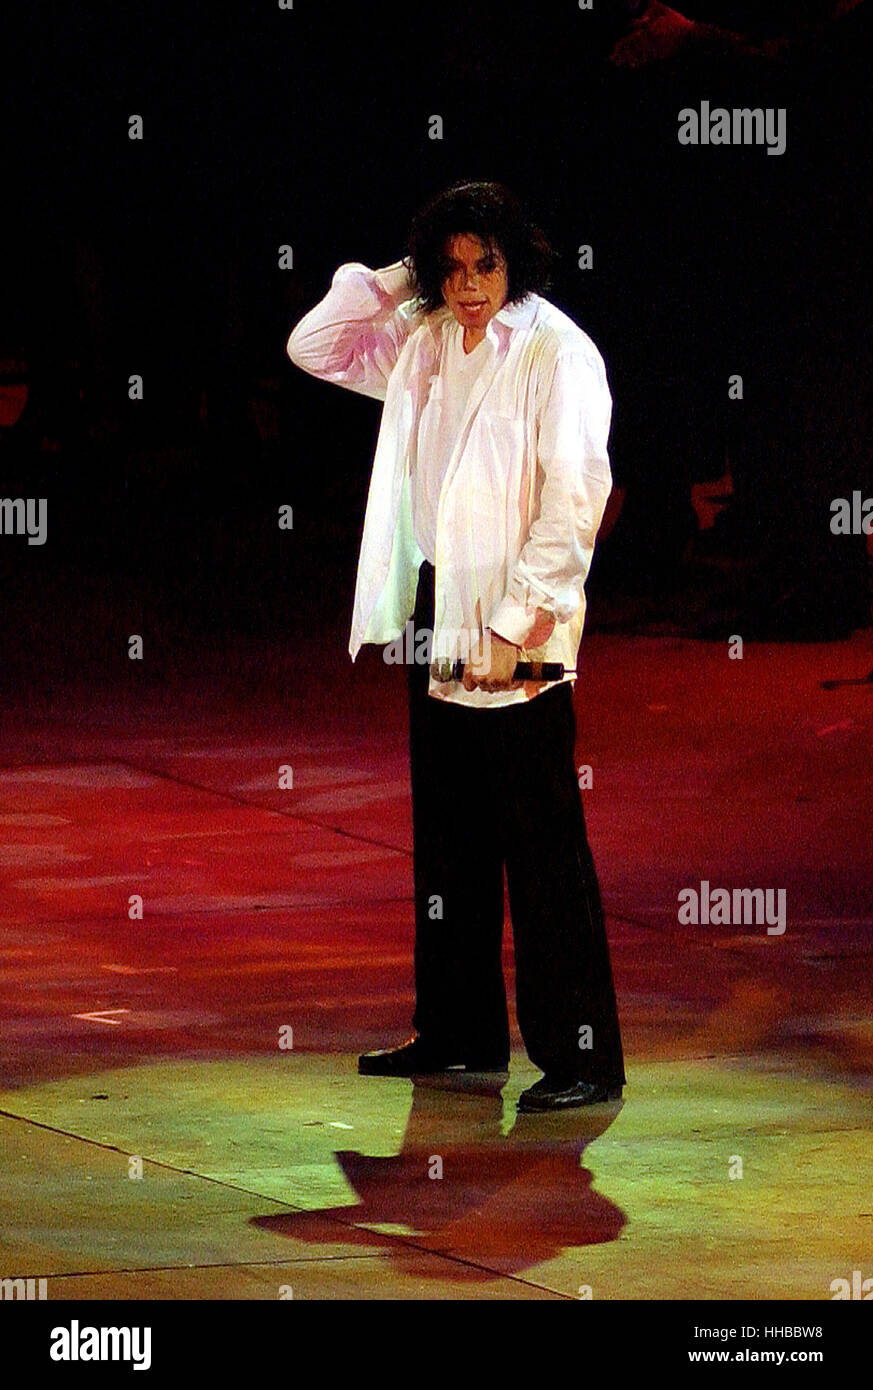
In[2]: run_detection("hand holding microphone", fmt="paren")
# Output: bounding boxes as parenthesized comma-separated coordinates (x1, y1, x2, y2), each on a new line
(458, 611, 561, 692)
(454, 656, 566, 685)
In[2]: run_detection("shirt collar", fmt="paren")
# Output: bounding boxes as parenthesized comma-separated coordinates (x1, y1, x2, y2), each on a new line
(492, 294, 540, 329)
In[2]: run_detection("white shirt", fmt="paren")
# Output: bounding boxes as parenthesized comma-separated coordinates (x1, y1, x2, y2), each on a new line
(411, 319, 491, 565)
(286, 260, 613, 709)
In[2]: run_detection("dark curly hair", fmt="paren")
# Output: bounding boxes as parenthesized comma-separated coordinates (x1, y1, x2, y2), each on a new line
(404, 180, 559, 315)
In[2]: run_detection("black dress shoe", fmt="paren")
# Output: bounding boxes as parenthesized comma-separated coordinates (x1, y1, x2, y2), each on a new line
(517, 1075, 623, 1112)
(358, 1037, 508, 1076)
(358, 1037, 463, 1076)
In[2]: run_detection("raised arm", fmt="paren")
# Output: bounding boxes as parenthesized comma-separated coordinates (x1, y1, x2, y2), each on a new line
(286, 259, 422, 402)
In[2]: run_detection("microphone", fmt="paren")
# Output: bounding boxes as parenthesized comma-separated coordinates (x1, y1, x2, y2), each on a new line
(433, 659, 566, 683)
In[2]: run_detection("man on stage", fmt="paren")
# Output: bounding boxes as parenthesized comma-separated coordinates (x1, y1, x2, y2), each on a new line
(286, 180, 625, 1110)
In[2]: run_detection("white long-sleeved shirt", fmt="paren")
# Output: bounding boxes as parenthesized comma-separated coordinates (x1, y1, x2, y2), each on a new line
(286, 260, 613, 708)
(411, 318, 493, 565)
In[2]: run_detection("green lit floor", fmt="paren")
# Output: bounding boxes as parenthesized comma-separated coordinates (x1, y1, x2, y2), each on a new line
(1, 1056, 870, 1299)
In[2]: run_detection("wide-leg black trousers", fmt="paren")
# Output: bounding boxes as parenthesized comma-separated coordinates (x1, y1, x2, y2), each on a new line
(407, 560, 626, 1086)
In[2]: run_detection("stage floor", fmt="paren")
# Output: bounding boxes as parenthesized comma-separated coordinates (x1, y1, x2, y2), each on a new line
(2, 628, 872, 1300)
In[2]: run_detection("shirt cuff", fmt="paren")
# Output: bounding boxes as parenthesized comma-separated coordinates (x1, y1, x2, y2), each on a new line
(372, 261, 415, 302)
(328, 262, 412, 316)
(487, 597, 536, 649)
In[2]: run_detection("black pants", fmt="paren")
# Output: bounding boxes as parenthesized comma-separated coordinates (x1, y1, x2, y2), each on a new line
(407, 560, 626, 1085)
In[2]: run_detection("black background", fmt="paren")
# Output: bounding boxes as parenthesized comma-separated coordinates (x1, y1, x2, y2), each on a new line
(2, 0, 871, 675)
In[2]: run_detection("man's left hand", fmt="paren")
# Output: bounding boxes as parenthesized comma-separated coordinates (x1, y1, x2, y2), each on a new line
(462, 630, 520, 692)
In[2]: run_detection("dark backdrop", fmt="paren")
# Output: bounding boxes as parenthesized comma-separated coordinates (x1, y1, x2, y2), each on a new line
(1, 0, 870, 678)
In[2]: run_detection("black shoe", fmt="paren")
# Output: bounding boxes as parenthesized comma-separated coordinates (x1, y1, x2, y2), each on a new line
(517, 1075, 623, 1112)
(358, 1037, 508, 1076)
(358, 1037, 460, 1076)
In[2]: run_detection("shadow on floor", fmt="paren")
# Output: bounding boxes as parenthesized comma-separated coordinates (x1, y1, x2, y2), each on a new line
(253, 1076, 626, 1281)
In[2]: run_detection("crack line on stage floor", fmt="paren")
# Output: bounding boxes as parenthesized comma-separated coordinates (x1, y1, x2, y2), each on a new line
(25, 753, 414, 861)
(1, 754, 674, 937)
(0, 1107, 573, 1298)
(34, 1255, 394, 1278)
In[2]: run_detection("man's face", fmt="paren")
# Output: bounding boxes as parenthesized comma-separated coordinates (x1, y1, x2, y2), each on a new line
(440, 233, 509, 333)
